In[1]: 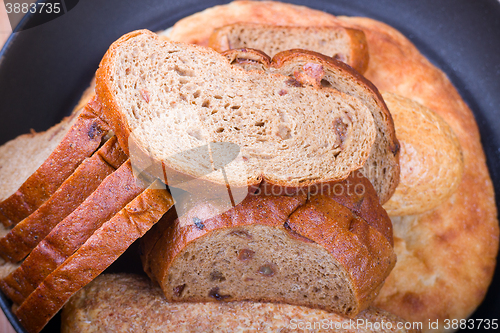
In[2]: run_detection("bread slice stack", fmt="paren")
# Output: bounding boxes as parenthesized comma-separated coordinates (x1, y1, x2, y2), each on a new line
(0, 28, 399, 333)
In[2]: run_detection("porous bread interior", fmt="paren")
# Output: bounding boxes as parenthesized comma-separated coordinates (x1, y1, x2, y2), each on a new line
(0, 114, 79, 201)
(107, 34, 375, 186)
(221, 25, 352, 60)
(165, 224, 358, 315)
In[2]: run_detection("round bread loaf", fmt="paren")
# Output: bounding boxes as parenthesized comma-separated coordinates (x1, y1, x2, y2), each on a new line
(381, 92, 464, 216)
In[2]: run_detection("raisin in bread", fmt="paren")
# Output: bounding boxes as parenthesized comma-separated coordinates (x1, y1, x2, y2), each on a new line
(380, 92, 463, 216)
(0, 136, 127, 262)
(61, 274, 421, 333)
(208, 23, 369, 74)
(141, 171, 396, 318)
(95, 30, 377, 194)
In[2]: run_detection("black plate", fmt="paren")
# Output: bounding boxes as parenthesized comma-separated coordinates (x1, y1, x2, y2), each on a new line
(0, 0, 499, 332)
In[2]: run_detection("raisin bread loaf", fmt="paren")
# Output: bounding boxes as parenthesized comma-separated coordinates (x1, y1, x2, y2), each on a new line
(14, 182, 174, 333)
(61, 274, 421, 333)
(141, 172, 396, 318)
(380, 92, 463, 216)
(223, 48, 399, 203)
(208, 23, 369, 74)
(95, 29, 377, 193)
(0, 136, 127, 262)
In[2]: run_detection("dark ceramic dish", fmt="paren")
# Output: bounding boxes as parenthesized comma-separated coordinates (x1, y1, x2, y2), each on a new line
(0, 0, 499, 332)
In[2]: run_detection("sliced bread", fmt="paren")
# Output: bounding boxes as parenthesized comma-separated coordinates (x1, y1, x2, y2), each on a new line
(0, 98, 109, 227)
(61, 273, 421, 333)
(380, 92, 464, 216)
(141, 172, 396, 318)
(95, 29, 376, 191)
(0, 136, 127, 262)
(209, 23, 369, 74)
(223, 48, 399, 203)
(14, 182, 174, 333)
(0, 160, 145, 305)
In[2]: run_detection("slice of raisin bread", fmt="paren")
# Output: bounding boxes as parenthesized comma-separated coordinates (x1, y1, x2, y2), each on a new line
(95, 29, 376, 192)
(0, 160, 145, 305)
(223, 48, 399, 203)
(0, 136, 127, 262)
(61, 274, 421, 333)
(208, 23, 369, 74)
(14, 182, 174, 333)
(0, 90, 109, 227)
(141, 171, 396, 318)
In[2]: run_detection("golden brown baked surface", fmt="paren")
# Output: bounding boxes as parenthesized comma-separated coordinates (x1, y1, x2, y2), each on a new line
(381, 92, 464, 216)
(61, 273, 421, 333)
(169, 2, 499, 331)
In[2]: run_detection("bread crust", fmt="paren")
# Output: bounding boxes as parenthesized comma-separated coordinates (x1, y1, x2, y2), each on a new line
(0, 136, 127, 262)
(15, 184, 174, 333)
(142, 173, 395, 317)
(60, 274, 421, 333)
(0, 103, 110, 227)
(0, 160, 145, 305)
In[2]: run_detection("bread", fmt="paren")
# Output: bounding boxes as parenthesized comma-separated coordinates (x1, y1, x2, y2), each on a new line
(141, 171, 396, 318)
(15, 182, 174, 333)
(95, 30, 378, 193)
(223, 48, 399, 203)
(0, 100, 109, 227)
(61, 273, 421, 333)
(0, 160, 145, 305)
(381, 92, 464, 216)
(168, 2, 499, 331)
(208, 23, 369, 74)
(0, 136, 127, 262)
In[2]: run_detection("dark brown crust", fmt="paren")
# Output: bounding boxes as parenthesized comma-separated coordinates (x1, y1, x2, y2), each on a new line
(0, 103, 110, 227)
(209, 23, 369, 74)
(0, 136, 127, 262)
(0, 160, 145, 305)
(142, 173, 395, 317)
(15, 185, 174, 333)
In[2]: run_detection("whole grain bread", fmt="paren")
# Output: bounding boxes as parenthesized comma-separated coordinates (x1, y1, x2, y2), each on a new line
(381, 92, 463, 216)
(0, 93, 109, 227)
(14, 182, 174, 333)
(223, 48, 399, 203)
(0, 136, 128, 262)
(61, 274, 421, 333)
(208, 23, 369, 74)
(95, 29, 377, 192)
(0, 160, 145, 305)
(142, 172, 395, 318)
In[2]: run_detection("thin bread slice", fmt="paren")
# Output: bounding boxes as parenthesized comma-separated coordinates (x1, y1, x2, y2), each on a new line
(0, 136, 128, 262)
(223, 48, 399, 203)
(209, 23, 369, 74)
(0, 160, 145, 305)
(0, 95, 110, 227)
(95, 29, 376, 191)
(61, 274, 421, 333)
(15, 183, 174, 333)
(142, 172, 396, 318)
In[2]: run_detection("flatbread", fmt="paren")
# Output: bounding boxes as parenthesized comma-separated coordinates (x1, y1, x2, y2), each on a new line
(169, 2, 499, 332)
